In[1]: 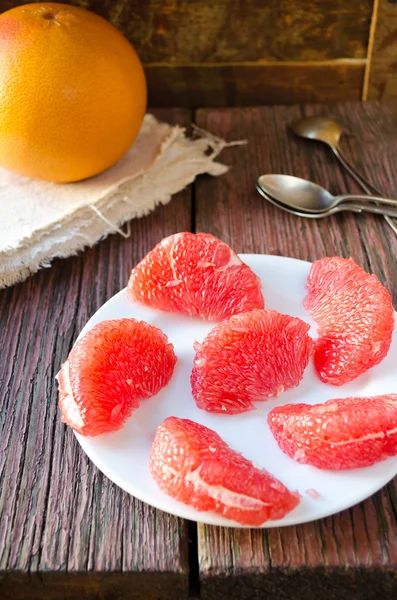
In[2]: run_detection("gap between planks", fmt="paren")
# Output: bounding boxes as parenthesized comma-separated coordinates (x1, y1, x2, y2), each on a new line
(362, 0, 380, 100)
(188, 112, 199, 598)
(145, 58, 366, 68)
(188, 520, 200, 597)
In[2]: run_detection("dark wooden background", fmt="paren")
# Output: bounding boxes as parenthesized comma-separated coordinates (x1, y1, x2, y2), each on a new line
(1, 0, 396, 106)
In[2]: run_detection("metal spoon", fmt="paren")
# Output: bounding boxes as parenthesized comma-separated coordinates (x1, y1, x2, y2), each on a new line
(257, 174, 397, 214)
(291, 116, 397, 234)
(256, 185, 397, 219)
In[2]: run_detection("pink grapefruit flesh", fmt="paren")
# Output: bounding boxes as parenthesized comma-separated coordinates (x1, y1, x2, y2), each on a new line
(268, 394, 397, 469)
(149, 416, 300, 526)
(304, 256, 394, 385)
(191, 309, 312, 414)
(56, 318, 176, 436)
(127, 232, 264, 321)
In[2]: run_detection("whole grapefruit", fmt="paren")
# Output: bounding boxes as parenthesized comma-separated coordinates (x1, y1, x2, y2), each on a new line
(0, 3, 147, 182)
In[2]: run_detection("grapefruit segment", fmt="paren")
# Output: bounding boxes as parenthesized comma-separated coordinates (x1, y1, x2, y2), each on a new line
(268, 395, 397, 469)
(127, 232, 264, 320)
(191, 309, 312, 413)
(149, 417, 300, 525)
(304, 256, 394, 385)
(56, 318, 176, 436)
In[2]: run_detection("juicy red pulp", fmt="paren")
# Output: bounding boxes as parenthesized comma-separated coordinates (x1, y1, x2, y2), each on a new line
(268, 395, 397, 469)
(191, 309, 313, 413)
(127, 232, 264, 321)
(304, 256, 394, 385)
(57, 318, 176, 436)
(150, 417, 300, 525)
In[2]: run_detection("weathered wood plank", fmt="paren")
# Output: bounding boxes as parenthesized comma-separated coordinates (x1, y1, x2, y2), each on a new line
(367, 0, 397, 100)
(100, 0, 373, 63)
(194, 102, 397, 600)
(146, 61, 365, 107)
(1, 0, 373, 62)
(0, 1, 370, 105)
(0, 109, 192, 600)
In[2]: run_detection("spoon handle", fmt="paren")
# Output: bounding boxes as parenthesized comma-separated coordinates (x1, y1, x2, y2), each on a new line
(339, 203, 397, 218)
(331, 146, 379, 195)
(335, 193, 397, 207)
(331, 146, 397, 235)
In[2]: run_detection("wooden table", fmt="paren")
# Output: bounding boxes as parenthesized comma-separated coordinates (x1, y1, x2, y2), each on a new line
(1, 102, 397, 600)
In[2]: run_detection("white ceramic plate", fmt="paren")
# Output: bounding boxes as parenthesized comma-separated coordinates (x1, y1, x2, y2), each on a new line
(75, 255, 397, 528)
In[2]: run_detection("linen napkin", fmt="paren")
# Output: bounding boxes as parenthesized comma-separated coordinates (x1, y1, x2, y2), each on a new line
(0, 114, 238, 288)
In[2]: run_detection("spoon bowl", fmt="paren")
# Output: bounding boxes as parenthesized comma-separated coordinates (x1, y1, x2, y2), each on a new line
(257, 174, 335, 212)
(291, 116, 343, 149)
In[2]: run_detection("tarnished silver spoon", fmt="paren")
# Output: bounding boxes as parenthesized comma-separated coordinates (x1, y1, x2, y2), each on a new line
(291, 115, 397, 234)
(256, 187, 365, 219)
(257, 174, 397, 214)
(256, 187, 397, 220)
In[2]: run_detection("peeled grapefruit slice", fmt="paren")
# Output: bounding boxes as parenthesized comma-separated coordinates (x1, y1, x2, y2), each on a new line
(191, 309, 312, 414)
(268, 395, 397, 470)
(149, 417, 300, 525)
(304, 256, 394, 385)
(56, 319, 176, 436)
(127, 232, 264, 320)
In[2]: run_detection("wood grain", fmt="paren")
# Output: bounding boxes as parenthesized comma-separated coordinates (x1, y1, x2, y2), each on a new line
(367, 0, 397, 99)
(0, 0, 371, 106)
(0, 0, 373, 62)
(0, 110, 192, 600)
(146, 61, 365, 107)
(194, 102, 397, 599)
